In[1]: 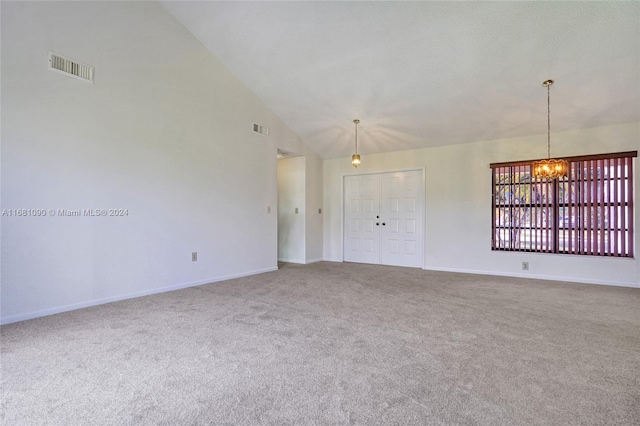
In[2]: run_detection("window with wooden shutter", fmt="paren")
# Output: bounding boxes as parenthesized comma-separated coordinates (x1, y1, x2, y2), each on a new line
(491, 151, 636, 257)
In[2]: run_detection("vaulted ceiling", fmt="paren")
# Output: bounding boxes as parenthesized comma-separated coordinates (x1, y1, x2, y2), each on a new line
(161, 1, 640, 159)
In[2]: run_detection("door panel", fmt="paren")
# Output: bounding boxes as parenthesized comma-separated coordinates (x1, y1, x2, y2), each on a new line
(380, 170, 423, 267)
(344, 174, 380, 264)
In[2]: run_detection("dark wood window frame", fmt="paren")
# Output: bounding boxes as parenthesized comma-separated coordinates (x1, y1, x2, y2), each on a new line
(490, 151, 637, 257)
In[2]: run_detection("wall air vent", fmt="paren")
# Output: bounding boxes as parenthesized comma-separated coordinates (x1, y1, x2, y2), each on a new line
(253, 123, 269, 137)
(48, 52, 94, 83)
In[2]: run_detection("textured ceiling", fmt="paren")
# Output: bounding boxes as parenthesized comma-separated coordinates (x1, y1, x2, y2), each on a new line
(161, 1, 640, 159)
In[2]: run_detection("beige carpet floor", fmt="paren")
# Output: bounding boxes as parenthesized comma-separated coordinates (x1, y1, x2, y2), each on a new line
(1, 262, 639, 425)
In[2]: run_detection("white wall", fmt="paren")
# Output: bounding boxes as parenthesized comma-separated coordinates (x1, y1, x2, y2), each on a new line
(324, 122, 640, 287)
(277, 156, 306, 263)
(0, 1, 322, 324)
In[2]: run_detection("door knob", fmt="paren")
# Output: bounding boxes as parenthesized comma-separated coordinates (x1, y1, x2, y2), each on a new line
(382, 222, 386, 226)
(376, 222, 380, 226)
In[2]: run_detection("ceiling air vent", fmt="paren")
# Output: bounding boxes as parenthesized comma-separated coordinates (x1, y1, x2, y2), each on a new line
(48, 52, 94, 83)
(253, 122, 269, 137)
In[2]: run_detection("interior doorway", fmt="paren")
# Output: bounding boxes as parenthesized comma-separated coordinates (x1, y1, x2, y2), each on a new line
(277, 149, 305, 263)
(344, 169, 424, 267)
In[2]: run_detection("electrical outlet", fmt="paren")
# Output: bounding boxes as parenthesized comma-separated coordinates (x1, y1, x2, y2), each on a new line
(522, 261, 529, 271)
(295, 207, 299, 214)
(318, 208, 322, 214)
(267, 206, 271, 214)
(192, 252, 197, 262)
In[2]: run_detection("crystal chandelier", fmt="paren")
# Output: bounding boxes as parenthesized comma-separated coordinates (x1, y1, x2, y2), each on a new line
(351, 119, 361, 167)
(532, 80, 568, 179)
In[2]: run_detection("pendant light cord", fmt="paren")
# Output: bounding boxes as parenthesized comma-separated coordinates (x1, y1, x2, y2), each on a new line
(547, 82, 551, 159)
(355, 121, 358, 155)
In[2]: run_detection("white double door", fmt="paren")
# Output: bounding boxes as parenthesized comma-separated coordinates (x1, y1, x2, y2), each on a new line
(344, 170, 424, 268)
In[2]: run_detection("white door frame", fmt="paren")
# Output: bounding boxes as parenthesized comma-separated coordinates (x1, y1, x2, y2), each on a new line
(341, 167, 426, 268)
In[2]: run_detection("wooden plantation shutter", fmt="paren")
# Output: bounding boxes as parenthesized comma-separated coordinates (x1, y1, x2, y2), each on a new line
(562, 155, 635, 256)
(491, 151, 636, 257)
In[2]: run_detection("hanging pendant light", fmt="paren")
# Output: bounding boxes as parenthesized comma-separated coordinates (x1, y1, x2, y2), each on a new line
(351, 119, 361, 167)
(532, 80, 569, 179)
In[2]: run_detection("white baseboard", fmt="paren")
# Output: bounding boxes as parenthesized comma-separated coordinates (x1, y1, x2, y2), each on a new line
(422, 266, 640, 289)
(0, 266, 278, 325)
(277, 258, 323, 265)
(278, 258, 305, 264)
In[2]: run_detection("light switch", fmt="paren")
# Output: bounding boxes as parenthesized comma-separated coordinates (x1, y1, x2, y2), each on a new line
(295, 207, 299, 214)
